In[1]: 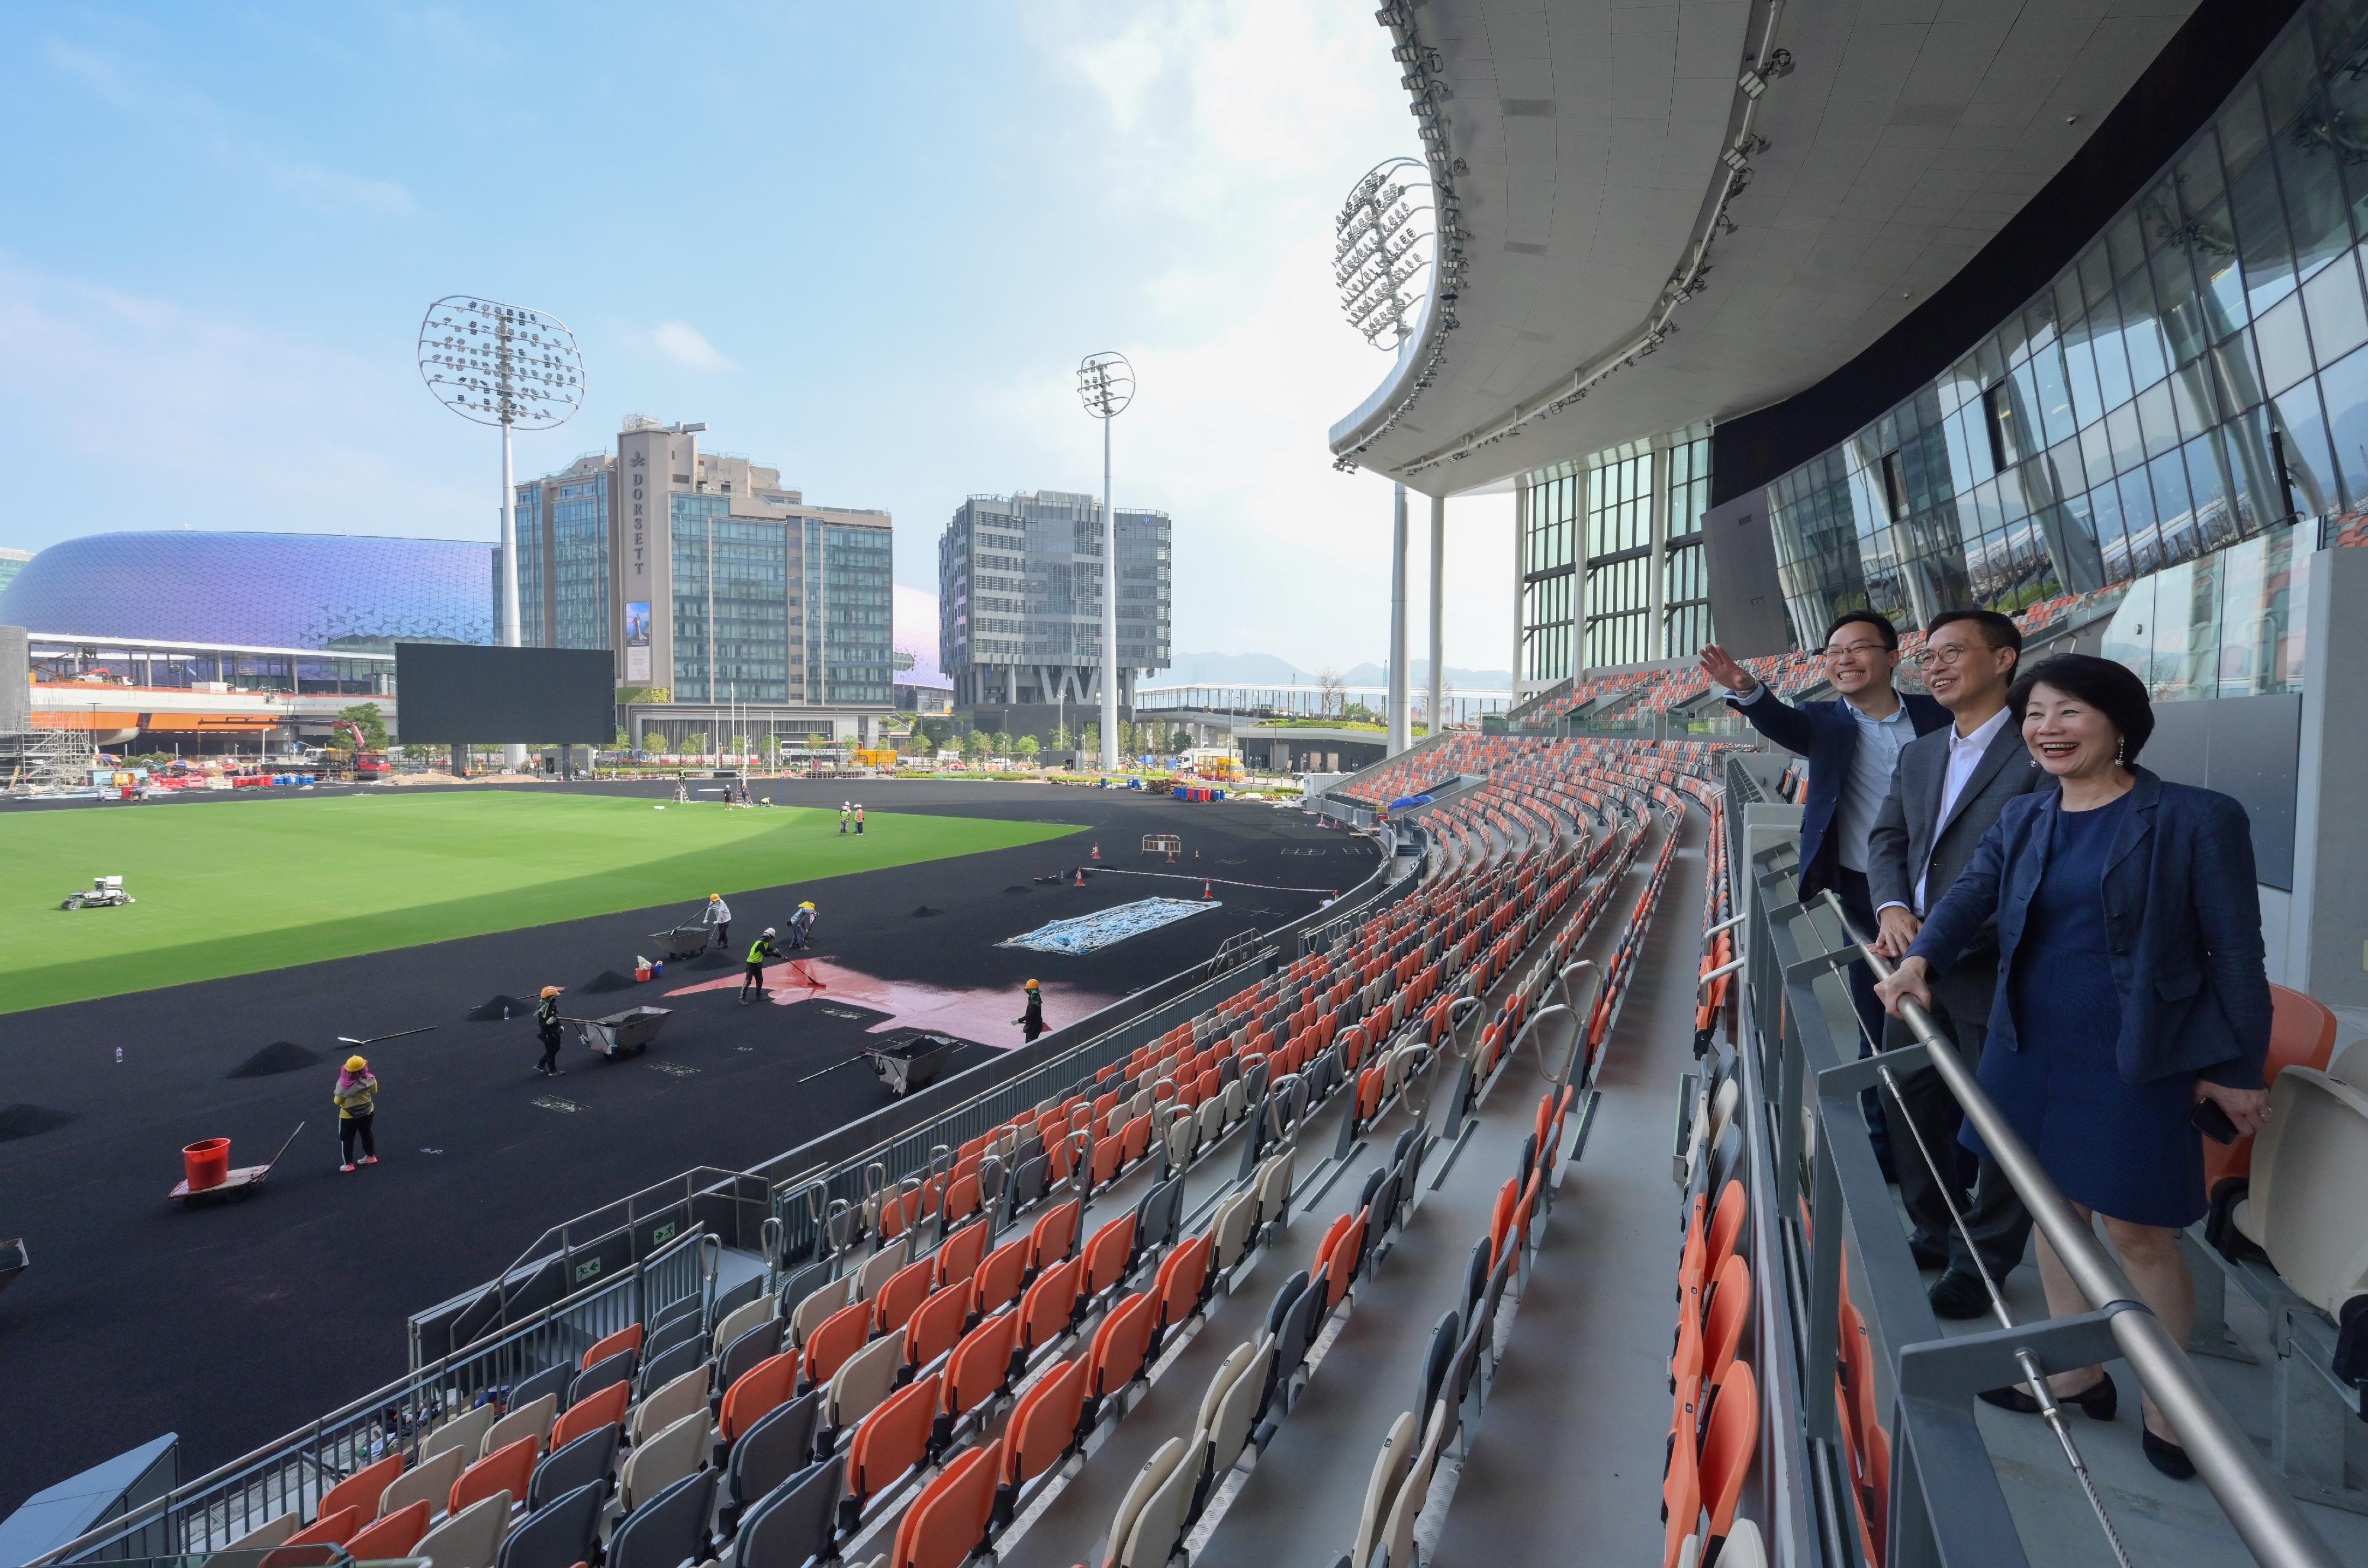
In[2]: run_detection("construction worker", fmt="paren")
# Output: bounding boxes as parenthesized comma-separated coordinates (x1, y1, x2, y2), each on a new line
(839, 801, 851, 834)
(702, 891, 732, 952)
(786, 900, 818, 951)
(855, 802, 866, 835)
(333, 1055, 378, 1171)
(742, 928, 782, 1004)
(535, 986, 566, 1076)
(1014, 978, 1046, 1043)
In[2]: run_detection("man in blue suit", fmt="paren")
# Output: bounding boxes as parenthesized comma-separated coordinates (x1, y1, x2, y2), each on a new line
(1701, 614, 1949, 1152)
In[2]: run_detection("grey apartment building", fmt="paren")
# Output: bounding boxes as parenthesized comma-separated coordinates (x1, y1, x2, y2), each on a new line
(503, 416, 893, 744)
(937, 490, 1170, 726)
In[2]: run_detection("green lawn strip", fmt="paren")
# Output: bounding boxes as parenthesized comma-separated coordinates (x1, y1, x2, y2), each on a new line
(0, 794, 1077, 1014)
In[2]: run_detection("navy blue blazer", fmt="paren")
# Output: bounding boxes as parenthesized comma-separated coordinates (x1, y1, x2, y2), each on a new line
(1906, 769, 2272, 1087)
(1726, 687, 1948, 897)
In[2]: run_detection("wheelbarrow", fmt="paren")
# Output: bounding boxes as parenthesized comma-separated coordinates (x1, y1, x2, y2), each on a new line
(864, 1033, 960, 1097)
(571, 1006, 673, 1059)
(651, 923, 716, 961)
(169, 1123, 306, 1204)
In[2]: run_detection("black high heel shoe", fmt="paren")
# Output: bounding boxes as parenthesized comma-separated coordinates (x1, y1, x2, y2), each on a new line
(1977, 1371, 2116, 1419)
(2142, 1425, 2196, 1480)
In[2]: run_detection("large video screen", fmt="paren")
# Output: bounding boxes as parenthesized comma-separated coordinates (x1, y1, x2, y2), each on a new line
(394, 644, 614, 743)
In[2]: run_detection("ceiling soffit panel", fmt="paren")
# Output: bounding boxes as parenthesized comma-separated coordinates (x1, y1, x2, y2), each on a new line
(1330, 0, 2200, 497)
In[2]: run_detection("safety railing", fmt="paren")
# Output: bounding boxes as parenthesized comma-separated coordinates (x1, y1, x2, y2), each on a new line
(37, 1228, 710, 1566)
(1718, 754, 2340, 1568)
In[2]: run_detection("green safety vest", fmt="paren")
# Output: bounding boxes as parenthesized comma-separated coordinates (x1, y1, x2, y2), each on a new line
(749, 939, 773, 964)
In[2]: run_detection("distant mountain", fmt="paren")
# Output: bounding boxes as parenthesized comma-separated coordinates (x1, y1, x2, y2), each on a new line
(1163, 652, 1510, 690)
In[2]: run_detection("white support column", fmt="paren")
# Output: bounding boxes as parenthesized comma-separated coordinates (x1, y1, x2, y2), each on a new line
(2290, 546, 2368, 1006)
(1427, 492, 1446, 737)
(501, 420, 525, 770)
(1388, 481, 1410, 755)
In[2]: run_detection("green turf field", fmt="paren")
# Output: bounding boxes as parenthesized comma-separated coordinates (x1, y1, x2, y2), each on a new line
(0, 792, 1077, 1015)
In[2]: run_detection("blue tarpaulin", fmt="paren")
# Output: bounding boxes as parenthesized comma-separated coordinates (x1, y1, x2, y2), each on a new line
(1389, 794, 1433, 811)
(998, 896, 1221, 955)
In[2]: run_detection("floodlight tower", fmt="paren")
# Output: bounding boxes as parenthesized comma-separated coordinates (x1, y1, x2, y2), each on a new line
(417, 297, 587, 768)
(1334, 157, 1437, 756)
(1077, 352, 1135, 773)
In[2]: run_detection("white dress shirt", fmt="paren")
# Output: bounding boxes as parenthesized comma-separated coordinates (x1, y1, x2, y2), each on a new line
(1734, 682, 1913, 874)
(1877, 703, 2013, 916)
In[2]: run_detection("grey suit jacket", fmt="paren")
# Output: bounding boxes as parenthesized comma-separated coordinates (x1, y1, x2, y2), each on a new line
(1867, 716, 2057, 1019)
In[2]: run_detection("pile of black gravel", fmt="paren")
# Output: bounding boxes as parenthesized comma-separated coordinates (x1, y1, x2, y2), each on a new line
(0, 1104, 78, 1142)
(226, 1041, 323, 1078)
(466, 995, 527, 1022)
(911, 906, 942, 918)
(580, 970, 638, 993)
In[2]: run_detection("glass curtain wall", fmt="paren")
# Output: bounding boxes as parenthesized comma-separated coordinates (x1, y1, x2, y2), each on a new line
(510, 482, 546, 646)
(1520, 462, 1579, 685)
(1584, 447, 1655, 668)
(822, 524, 892, 706)
(1767, 0, 2368, 662)
(1663, 434, 1714, 657)
(551, 475, 610, 649)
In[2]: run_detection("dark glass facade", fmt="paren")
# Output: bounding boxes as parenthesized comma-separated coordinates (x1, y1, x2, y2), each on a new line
(1765, 0, 2368, 678)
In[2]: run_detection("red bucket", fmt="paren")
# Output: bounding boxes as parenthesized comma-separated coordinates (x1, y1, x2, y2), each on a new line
(183, 1138, 231, 1190)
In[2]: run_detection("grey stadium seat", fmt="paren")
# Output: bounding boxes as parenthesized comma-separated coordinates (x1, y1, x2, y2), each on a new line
(609, 1467, 718, 1568)
(528, 1421, 617, 1509)
(639, 1334, 709, 1399)
(495, 1482, 605, 1568)
(736, 1458, 842, 1568)
(570, 1347, 637, 1406)
(509, 1361, 575, 1417)
(716, 1318, 786, 1398)
(723, 1387, 823, 1536)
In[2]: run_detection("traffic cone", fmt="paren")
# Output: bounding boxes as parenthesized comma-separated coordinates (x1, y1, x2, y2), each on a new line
(1092, 842, 1101, 860)
(1074, 867, 1087, 887)
(1202, 879, 1213, 900)
(1167, 848, 1176, 863)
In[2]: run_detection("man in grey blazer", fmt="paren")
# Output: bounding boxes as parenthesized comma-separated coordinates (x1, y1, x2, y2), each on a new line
(1867, 608, 2051, 1318)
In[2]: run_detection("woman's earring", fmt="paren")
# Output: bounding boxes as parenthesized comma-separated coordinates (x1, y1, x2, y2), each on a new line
(2114, 740, 2126, 766)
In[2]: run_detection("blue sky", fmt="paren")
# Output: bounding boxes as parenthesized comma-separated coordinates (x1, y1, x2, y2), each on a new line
(0, 2, 1514, 677)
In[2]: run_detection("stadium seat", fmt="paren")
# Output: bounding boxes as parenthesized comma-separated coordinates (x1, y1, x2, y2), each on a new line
(721, 1351, 802, 1445)
(905, 1279, 972, 1371)
(1701, 1255, 1752, 1395)
(1662, 1411, 1701, 1568)
(1351, 1410, 1418, 1568)
(2231, 1067, 2368, 1314)
(823, 1329, 906, 1438)
(719, 1318, 788, 1398)
(1082, 1213, 1138, 1298)
(378, 1444, 465, 1521)
(527, 1422, 617, 1509)
(618, 1408, 706, 1513)
(494, 1482, 604, 1568)
(1029, 1198, 1084, 1273)
(935, 1220, 989, 1292)
(632, 1363, 711, 1444)
(452, 1437, 539, 1517)
(581, 1322, 644, 1371)
(845, 1371, 940, 1515)
(789, 1274, 855, 1347)
(646, 1304, 708, 1367)
(569, 1349, 637, 1408)
(1089, 1292, 1159, 1407)
(874, 1258, 935, 1335)
(720, 1388, 822, 1534)
(855, 1238, 912, 1303)
(1019, 1255, 1086, 1361)
(423, 1404, 498, 1466)
(801, 1301, 873, 1391)
(2206, 985, 2340, 1198)
(1698, 1360, 1760, 1543)
(974, 1238, 1031, 1317)
(412, 1492, 512, 1568)
(889, 1442, 999, 1568)
(940, 1311, 1020, 1445)
(638, 1335, 708, 1398)
(275, 1506, 360, 1551)
(735, 1459, 840, 1568)
(221, 1512, 300, 1552)
(479, 1394, 558, 1461)
(1095, 1434, 1187, 1568)
(509, 1360, 577, 1418)
(317, 1451, 406, 1524)
(999, 1357, 1089, 1512)
(1151, 1233, 1212, 1346)
(549, 1381, 628, 1454)
(342, 1499, 430, 1560)
(1375, 1402, 1450, 1568)
(607, 1469, 715, 1568)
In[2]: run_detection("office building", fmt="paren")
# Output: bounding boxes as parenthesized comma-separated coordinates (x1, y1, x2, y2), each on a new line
(937, 490, 1171, 727)
(0, 547, 30, 596)
(508, 416, 894, 745)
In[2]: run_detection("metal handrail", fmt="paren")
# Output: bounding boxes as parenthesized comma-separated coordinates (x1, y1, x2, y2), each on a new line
(1841, 899, 2338, 1568)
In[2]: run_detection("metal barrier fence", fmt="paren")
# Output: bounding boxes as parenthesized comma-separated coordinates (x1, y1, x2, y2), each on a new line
(40, 1228, 710, 1565)
(1719, 754, 2339, 1568)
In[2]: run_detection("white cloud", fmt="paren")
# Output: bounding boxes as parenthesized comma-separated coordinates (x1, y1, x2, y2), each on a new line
(644, 321, 738, 373)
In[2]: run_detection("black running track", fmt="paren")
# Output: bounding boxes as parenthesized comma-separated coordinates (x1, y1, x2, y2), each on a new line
(0, 779, 1373, 1515)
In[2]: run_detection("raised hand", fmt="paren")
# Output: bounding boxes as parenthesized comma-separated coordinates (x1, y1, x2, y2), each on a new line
(1698, 643, 1756, 695)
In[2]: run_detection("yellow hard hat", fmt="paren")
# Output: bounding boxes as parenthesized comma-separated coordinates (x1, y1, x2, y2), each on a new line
(345, 1055, 368, 1072)
(541, 985, 561, 998)
(1025, 978, 1040, 990)
(800, 900, 816, 910)
(709, 893, 721, 900)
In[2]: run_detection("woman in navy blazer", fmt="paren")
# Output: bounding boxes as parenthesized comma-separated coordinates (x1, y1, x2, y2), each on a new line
(1875, 654, 2270, 1480)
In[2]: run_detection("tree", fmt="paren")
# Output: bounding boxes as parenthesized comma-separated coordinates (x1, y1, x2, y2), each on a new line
(960, 729, 989, 761)
(1316, 667, 1346, 716)
(1167, 727, 1192, 753)
(1050, 722, 1071, 749)
(1080, 723, 1101, 758)
(613, 726, 631, 749)
(1016, 735, 1041, 761)
(681, 731, 709, 756)
(336, 701, 388, 749)
(991, 730, 1014, 757)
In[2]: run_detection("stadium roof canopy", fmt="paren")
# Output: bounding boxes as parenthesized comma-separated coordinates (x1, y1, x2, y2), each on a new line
(1330, 0, 2202, 495)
